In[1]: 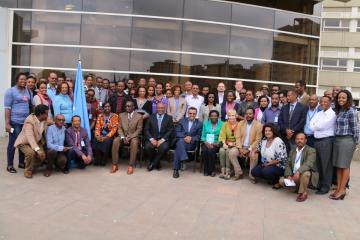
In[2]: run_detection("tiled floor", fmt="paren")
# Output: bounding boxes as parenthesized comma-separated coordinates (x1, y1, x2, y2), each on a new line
(0, 137, 359, 240)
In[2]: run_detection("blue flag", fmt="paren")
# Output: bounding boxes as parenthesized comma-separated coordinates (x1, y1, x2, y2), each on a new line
(73, 61, 91, 139)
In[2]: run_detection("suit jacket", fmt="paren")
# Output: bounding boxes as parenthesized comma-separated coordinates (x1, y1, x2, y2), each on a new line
(278, 102, 307, 136)
(237, 101, 258, 117)
(167, 97, 187, 122)
(234, 120, 263, 150)
(65, 127, 93, 157)
(220, 101, 240, 121)
(284, 145, 319, 187)
(175, 118, 202, 145)
(108, 93, 135, 114)
(144, 113, 174, 142)
(118, 111, 143, 139)
(299, 92, 310, 106)
(14, 114, 47, 150)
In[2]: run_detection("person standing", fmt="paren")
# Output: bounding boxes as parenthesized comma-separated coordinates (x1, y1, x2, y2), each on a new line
(47, 72, 58, 101)
(181, 81, 192, 98)
(237, 90, 257, 121)
(135, 86, 152, 120)
(53, 82, 73, 126)
(152, 83, 168, 114)
(310, 96, 336, 195)
(254, 95, 269, 122)
(185, 84, 204, 119)
(4, 73, 32, 173)
(330, 90, 359, 200)
(303, 94, 320, 148)
(94, 77, 108, 106)
(217, 82, 226, 105)
(14, 105, 49, 178)
(86, 89, 99, 131)
(262, 93, 281, 129)
(234, 80, 244, 102)
(108, 81, 133, 114)
(167, 85, 187, 124)
(34, 81, 54, 124)
(220, 90, 240, 122)
(46, 114, 71, 176)
(295, 80, 310, 106)
(199, 92, 221, 122)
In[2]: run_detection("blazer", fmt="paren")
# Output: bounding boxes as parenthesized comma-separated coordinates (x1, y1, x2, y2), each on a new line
(234, 120, 263, 151)
(108, 93, 134, 114)
(144, 113, 175, 142)
(175, 118, 203, 145)
(237, 101, 258, 117)
(135, 98, 152, 116)
(278, 102, 307, 136)
(167, 97, 187, 122)
(65, 127, 93, 157)
(284, 145, 319, 187)
(220, 101, 240, 121)
(118, 111, 143, 139)
(299, 92, 310, 106)
(14, 114, 47, 150)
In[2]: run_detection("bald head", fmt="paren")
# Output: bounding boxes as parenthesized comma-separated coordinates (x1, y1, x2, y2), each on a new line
(308, 94, 318, 109)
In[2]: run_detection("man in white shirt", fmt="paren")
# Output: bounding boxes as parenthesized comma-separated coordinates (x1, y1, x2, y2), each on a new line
(310, 96, 336, 195)
(217, 82, 226, 105)
(185, 84, 204, 119)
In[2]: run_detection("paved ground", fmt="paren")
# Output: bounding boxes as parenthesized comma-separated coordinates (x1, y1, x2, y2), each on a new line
(0, 137, 360, 240)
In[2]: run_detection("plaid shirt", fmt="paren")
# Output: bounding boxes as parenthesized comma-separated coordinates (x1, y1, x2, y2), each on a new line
(335, 108, 359, 144)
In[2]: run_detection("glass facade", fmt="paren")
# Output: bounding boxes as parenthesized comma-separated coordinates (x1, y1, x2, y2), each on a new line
(2, 0, 320, 91)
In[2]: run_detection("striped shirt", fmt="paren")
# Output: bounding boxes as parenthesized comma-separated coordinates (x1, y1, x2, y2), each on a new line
(335, 108, 359, 144)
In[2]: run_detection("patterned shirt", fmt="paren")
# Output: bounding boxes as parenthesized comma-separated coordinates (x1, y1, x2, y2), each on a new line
(94, 113, 119, 138)
(335, 108, 359, 144)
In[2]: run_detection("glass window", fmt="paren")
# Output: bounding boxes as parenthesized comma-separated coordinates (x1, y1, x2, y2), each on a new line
(228, 59, 271, 81)
(81, 15, 131, 47)
(0, 0, 17, 8)
(230, 27, 273, 59)
(130, 51, 180, 74)
(182, 22, 230, 55)
(272, 63, 317, 85)
(80, 48, 130, 71)
(273, 33, 319, 65)
(275, 11, 320, 36)
(323, 19, 349, 32)
(12, 45, 31, 66)
(29, 0, 82, 11)
(184, 0, 231, 23)
(83, 0, 132, 13)
(354, 60, 360, 68)
(131, 18, 181, 50)
(181, 55, 228, 77)
(321, 58, 347, 71)
(133, 0, 183, 18)
(232, 4, 274, 29)
(13, 11, 81, 44)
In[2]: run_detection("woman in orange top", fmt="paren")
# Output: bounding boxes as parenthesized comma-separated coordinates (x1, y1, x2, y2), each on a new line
(92, 102, 119, 166)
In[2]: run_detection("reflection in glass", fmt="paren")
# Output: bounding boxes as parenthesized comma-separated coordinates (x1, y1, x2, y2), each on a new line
(29, 46, 80, 68)
(184, 0, 231, 22)
(182, 22, 230, 55)
(230, 27, 273, 59)
(130, 51, 180, 74)
(83, 0, 132, 13)
(273, 33, 319, 65)
(12, 45, 30, 66)
(181, 55, 228, 77)
(272, 63, 317, 85)
(133, 0, 183, 18)
(13, 11, 32, 43)
(31, 0, 82, 11)
(228, 59, 271, 81)
(0, 0, 17, 8)
(81, 15, 131, 47)
(275, 11, 320, 36)
(232, 4, 274, 29)
(80, 48, 130, 71)
(131, 18, 181, 50)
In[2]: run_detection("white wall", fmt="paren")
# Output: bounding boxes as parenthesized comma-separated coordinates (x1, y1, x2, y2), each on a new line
(0, 7, 12, 137)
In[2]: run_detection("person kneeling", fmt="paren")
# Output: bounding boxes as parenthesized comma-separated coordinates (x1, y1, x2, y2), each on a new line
(65, 115, 92, 169)
(172, 107, 202, 178)
(279, 133, 318, 202)
(14, 104, 49, 178)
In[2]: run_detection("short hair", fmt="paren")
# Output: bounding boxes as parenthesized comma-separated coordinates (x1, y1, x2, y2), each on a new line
(86, 88, 95, 95)
(117, 81, 125, 86)
(96, 76, 103, 81)
(208, 109, 220, 118)
(26, 76, 36, 82)
(156, 82, 164, 88)
(279, 90, 288, 96)
(15, 72, 26, 82)
(37, 81, 47, 89)
(172, 84, 182, 94)
(34, 104, 49, 116)
(296, 80, 306, 88)
(125, 100, 134, 106)
(262, 123, 280, 139)
(227, 109, 237, 117)
(188, 107, 198, 113)
(246, 107, 255, 114)
(71, 115, 81, 122)
(271, 92, 280, 98)
(321, 95, 332, 102)
(295, 132, 306, 139)
(272, 84, 280, 89)
(56, 82, 70, 95)
(225, 90, 236, 99)
(287, 90, 298, 97)
(137, 86, 147, 97)
(103, 78, 110, 83)
(84, 74, 93, 80)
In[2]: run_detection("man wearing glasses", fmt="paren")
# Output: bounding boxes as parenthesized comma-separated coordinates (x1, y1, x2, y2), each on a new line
(47, 72, 58, 102)
(46, 114, 71, 176)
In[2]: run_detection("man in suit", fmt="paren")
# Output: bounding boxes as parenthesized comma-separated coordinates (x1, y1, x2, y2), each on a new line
(108, 81, 134, 114)
(295, 80, 310, 106)
(144, 102, 175, 171)
(94, 76, 108, 106)
(237, 90, 257, 121)
(278, 90, 307, 151)
(217, 82, 226, 105)
(229, 107, 263, 181)
(279, 133, 318, 202)
(65, 115, 93, 170)
(14, 104, 49, 178)
(111, 100, 143, 174)
(172, 107, 203, 178)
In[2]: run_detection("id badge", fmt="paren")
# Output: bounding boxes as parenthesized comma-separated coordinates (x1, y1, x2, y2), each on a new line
(99, 102, 103, 107)
(274, 116, 278, 123)
(89, 114, 92, 120)
(81, 140, 85, 147)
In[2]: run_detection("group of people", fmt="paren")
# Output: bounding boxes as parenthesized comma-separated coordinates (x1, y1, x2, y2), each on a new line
(4, 72, 359, 202)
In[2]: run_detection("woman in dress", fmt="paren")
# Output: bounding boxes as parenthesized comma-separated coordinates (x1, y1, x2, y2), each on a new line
(199, 92, 221, 122)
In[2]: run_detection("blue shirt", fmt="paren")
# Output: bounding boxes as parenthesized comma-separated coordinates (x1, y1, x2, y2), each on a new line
(46, 124, 66, 152)
(262, 107, 281, 125)
(335, 108, 359, 144)
(47, 84, 57, 102)
(4, 86, 32, 124)
(304, 107, 319, 135)
(53, 94, 73, 123)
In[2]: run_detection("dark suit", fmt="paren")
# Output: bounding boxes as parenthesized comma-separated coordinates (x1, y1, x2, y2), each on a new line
(278, 102, 307, 150)
(108, 93, 135, 114)
(173, 118, 202, 170)
(65, 127, 92, 167)
(220, 102, 240, 121)
(144, 113, 175, 168)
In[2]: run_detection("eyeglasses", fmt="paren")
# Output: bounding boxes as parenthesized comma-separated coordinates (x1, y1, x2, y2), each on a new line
(125, 105, 132, 108)
(56, 119, 65, 122)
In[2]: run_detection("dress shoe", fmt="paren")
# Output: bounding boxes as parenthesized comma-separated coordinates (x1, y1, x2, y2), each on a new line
(127, 166, 134, 175)
(210, 172, 216, 177)
(173, 170, 179, 178)
(316, 189, 329, 195)
(7, 166, 17, 173)
(156, 164, 162, 171)
(296, 193, 308, 202)
(203, 172, 209, 176)
(18, 163, 25, 169)
(43, 170, 52, 177)
(24, 171, 33, 179)
(62, 167, 69, 174)
(110, 164, 118, 173)
(147, 164, 154, 171)
(272, 183, 282, 190)
(232, 174, 243, 181)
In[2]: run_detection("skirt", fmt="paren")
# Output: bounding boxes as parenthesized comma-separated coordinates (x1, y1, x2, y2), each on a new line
(332, 136, 356, 168)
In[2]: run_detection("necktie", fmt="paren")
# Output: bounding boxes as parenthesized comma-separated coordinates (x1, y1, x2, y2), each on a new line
(158, 115, 162, 134)
(128, 113, 132, 121)
(290, 104, 294, 116)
